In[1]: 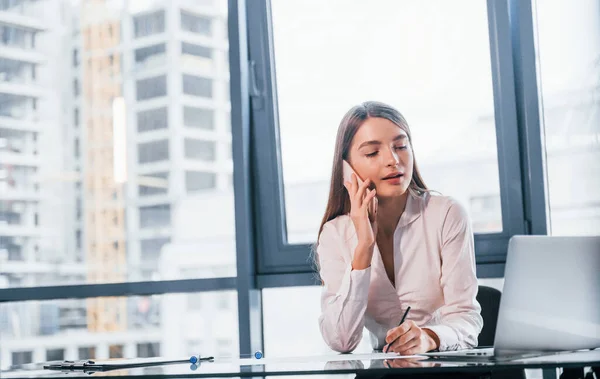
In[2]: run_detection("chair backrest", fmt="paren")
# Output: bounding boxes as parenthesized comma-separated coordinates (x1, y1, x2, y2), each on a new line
(476, 285, 502, 347)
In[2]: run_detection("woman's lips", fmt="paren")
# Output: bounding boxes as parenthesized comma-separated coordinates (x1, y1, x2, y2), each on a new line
(382, 174, 404, 185)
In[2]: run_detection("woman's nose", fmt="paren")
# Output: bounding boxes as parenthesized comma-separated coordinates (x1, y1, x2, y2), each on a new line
(384, 147, 400, 167)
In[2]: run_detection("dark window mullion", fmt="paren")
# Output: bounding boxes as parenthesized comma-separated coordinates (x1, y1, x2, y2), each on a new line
(0, 278, 236, 303)
(508, 0, 549, 235)
(231, 0, 264, 358)
(486, 0, 527, 240)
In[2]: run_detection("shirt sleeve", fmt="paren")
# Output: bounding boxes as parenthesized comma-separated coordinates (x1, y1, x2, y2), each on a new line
(365, 316, 392, 351)
(423, 200, 484, 351)
(317, 222, 371, 353)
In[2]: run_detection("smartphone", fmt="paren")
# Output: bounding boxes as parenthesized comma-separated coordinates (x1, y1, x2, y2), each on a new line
(343, 160, 377, 221)
(342, 160, 365, 186)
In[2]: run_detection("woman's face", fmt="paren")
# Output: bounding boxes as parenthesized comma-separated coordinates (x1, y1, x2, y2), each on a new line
(347, 117, 414, 198)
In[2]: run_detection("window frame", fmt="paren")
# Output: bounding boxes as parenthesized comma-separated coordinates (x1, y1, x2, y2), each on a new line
(245, 0, 545, 279)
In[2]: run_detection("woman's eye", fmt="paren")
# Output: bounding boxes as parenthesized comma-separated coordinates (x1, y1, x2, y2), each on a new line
(366, 151, 378, 157)
(395, 145, 407, 150)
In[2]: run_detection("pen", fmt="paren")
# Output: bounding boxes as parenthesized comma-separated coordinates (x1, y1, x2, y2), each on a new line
(44, 357, 215, 373)
(384, 306, 411, 353)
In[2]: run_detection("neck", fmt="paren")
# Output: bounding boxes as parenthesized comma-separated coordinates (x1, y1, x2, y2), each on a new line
(376, 191, 409, 238)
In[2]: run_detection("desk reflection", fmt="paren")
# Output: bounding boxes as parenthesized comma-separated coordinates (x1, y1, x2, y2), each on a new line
(324, 356, 441, 371)
(373, 358, 441, 369)
(324, 359, 365, 370)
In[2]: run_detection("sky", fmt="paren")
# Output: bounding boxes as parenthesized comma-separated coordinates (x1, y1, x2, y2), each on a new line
(271, 0, 496, 184)
(269, 0, 600, 184)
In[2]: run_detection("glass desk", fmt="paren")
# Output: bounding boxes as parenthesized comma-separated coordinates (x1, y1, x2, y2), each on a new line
(2, 349, 599, 379)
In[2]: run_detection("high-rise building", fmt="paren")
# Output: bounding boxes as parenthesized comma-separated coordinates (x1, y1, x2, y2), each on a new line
(0, 0, 79, 366)
(0, 0, 66, 289)
(122, 0, 231, 283)
(1, 0, 233, 367)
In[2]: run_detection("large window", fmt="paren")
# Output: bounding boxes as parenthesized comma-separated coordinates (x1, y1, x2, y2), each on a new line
(181, 10, 212, 36)
(138, 172, 169, 196)
(270, 0, 502, 244)
(135, 44, 166, 71)
(1, 293, 238, 365)
(138, 139, 169, 164)
(534, 0, 600, 236)
(133, 10, 165, 39)
(182, 74, 212, 98)
(136, 342, 160, 358)
(78, 347, 96, 360)
(136, 75, 167, 101)
(186, 171, 217, 192)
(263, 287, 373, 357)
(184, 138, 216, 161)
(11, 351, 33, 366)
(183, 106, 214, 129)
(0, 0, 235, 300)
(0, 58, 35, 84)
(248, 0, 525, 274)
(46, 349, 65, 361)
(181, 42, 213, 73)
(137, 107, 168, 133)
(139, 204, 171, 229)
(0, 25, 35, 49)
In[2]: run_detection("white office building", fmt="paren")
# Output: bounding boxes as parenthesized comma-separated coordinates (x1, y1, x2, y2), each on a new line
(1, 0, 234, 368)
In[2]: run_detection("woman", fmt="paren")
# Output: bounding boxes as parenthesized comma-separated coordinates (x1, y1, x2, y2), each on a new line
(316, 101, 483, 354)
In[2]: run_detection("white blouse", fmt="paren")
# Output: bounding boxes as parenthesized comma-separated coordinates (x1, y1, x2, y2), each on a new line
(317, 191, 483, 353)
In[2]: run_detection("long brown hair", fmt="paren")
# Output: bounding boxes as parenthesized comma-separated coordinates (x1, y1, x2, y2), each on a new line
(316, 101, 429, 241)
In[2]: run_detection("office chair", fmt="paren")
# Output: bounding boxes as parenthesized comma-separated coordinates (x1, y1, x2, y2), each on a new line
(476, 285, 502, 347)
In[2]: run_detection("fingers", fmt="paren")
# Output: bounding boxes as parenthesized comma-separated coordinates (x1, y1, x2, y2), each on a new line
(371, 196, 378, 234)
(388, 331, 419, 354)
(363, 188, 377, 210)
(373, 196, 378, 215)
(384, 321, 423, 354)
(344, 174, 372, 209)
(342, 173, 362, 197)
(366, 190, 378, 223)
(354, 176, 371, 206)
(396, 326, 420, 347)
(396, 338, 420, 356)
(385, 321, 413, 344)
(386, 335, 419, 355)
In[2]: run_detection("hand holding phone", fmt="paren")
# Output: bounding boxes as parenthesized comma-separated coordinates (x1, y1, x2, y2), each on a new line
(343, 160, 378, 223)
(342, 160, 378, 268)
(343, 160, 365, 187)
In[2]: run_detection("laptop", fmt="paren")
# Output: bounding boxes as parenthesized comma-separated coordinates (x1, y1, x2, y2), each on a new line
(420, 235, 600, 362)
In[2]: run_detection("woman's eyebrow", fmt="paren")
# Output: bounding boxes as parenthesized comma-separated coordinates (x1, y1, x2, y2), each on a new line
(358, 140, 381, 149)
(358, 134, 407, 149)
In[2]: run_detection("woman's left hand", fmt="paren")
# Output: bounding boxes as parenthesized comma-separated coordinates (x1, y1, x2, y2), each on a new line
(383, 321, 440, 355)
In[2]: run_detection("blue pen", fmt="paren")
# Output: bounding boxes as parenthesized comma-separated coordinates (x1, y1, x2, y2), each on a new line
(384, 306, 411, 353)
(189, 355, 214, 364)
